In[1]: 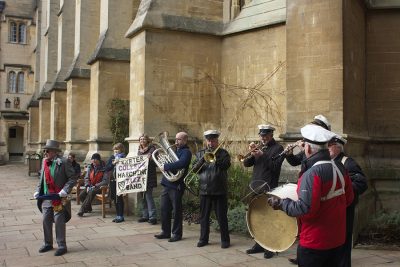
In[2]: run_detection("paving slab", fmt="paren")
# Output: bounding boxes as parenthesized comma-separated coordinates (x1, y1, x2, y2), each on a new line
(1, 163, 399, 266)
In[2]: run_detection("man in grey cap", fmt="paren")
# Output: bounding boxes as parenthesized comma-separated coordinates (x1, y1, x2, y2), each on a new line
(33, 140, 77, 256)
(268, 125, 354, 267)
(192, 130, 231, 249)
(242, 124, 284, 259)
(328, 134, 368, 267)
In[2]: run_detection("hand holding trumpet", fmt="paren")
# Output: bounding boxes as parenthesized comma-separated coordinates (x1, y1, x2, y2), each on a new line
(237, 142, 264, 162)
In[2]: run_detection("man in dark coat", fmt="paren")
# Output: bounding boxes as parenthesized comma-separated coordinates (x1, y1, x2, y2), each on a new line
(329, 134, 368, 267)
(154, 132, 192, 242)
(243, 124, 284, 259)
(34, 140, 77, 256)
(192, 129, 231, 248)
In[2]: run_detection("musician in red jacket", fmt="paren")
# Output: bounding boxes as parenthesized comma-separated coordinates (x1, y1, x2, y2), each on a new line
(268, 124, 354, 267)
(77, 153, 106, 217)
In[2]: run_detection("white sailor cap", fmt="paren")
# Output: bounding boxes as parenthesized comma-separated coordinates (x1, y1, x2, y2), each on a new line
(329, 134, 347, 145)
(258, 124, 275, 135)
(312, 114, 331, 130)
(301, 124, 335, 145)
(204, 129, 220, 139)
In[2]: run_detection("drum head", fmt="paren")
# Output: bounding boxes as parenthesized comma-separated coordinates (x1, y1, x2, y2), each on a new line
(246, 194, 297, 252)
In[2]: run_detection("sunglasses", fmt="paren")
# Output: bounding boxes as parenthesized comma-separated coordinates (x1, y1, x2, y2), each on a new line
(43, 149, 54, 153)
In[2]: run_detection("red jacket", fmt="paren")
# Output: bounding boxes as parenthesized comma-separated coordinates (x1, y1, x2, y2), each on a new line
(281, 150, 354, 250)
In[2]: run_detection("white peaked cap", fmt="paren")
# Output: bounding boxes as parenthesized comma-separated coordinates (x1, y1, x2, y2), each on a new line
(257, 124, 275, 131)
(204, 129, 220, 137)
(313, 114, 331, 130)
(301, 124, 335, 145)
(330, 134, 347, 145)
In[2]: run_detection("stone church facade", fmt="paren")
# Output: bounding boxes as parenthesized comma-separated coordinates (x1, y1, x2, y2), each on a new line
(0, 0, 399, 231)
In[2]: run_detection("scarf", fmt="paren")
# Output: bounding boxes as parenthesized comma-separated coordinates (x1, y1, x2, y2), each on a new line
(43, 159, 62, 207)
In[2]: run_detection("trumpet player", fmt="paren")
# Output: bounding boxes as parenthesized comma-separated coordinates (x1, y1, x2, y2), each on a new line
(243, 125, 284, 259)
(154, 132, 192, 242)
(285, 114, 330, 167)
(192, 130, 231, 249)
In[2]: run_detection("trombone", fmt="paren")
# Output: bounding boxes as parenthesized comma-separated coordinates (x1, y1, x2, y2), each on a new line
(183, 140, 226, 193)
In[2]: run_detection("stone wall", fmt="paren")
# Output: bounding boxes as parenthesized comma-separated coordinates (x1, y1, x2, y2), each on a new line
(366, 9, 400, 212)
(221, 25, 286, 146)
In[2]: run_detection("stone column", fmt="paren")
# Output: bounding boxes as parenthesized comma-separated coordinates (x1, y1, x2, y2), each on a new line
(50, 90, 66, 149)
(125, 0, 223, 156)
(27, 102, 40, 153)
(64, 0, 100, 161)
(49, 0, 75, 147)
(86, 0, 134, 161)
(285, 0, 344, 136)
(37, 0, 59, 149)
(38, 98, 51, 145)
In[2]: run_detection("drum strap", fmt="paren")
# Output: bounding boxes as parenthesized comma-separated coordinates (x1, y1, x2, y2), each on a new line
(312, 160, 345, 201)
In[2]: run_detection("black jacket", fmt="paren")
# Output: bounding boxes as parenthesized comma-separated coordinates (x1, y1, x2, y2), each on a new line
(243, 138, 284, 189)
(334, 152, 368, 205)
(193, 148, 231, 195)
(286, 151, 306, 167)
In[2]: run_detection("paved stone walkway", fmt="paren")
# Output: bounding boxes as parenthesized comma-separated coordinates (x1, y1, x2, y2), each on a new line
(1, 163, 399, 266)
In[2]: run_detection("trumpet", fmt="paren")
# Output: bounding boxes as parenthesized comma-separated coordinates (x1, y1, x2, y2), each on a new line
(237, 143, 265, 162)
(272, 140, 304, 160)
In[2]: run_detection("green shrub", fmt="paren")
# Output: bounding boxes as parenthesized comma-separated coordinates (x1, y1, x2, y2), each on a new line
(227, 163, 252, 209)
(107, 98, 129, 150)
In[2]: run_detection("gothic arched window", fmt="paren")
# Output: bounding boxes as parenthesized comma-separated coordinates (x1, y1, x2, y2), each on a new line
(18, 23, 26, 43)
(8, 71, 17, 93)
(9, 21, 17, 42)
(9, 21, 27, 44)
(17, 72, 25, 93)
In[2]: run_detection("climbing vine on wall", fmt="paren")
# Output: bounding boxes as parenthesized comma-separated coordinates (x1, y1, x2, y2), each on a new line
(107, 98, 129, 149)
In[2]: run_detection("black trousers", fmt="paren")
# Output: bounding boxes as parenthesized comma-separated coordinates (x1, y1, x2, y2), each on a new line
(110, 180, 124, 217)
(297, 245, 342, 267)
(160, 186, 184, 237)
(199, 194, 230, 244)
(79, 187, 101, 213)
(340, 202, 356, 267)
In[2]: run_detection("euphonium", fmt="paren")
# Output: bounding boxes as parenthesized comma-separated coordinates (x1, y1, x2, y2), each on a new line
(152, 132, 184, 182)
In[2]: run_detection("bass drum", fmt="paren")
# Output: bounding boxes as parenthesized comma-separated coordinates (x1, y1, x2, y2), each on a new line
(246, 183, 298, 252)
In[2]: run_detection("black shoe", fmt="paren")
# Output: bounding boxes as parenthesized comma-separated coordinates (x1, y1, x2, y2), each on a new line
(38, 245, 53, 253)
(289, 258, 298, 265)
(197, 240, 208, 247)
(264, 250, 274, 259)
(148, 218, 157, 225)
(54, 248, 67, 256)
(115, 217, 124, 223)
(221, 241, 230, 249)
(154, 233, 170, 239)
(77, 211, 84, 217)
(168, 235, 182, 242)
(138, 217, 148, 223)
(246, 243, 264, 254)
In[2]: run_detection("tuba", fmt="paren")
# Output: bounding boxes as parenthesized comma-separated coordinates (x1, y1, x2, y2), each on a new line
(152, 132, 184, 182)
